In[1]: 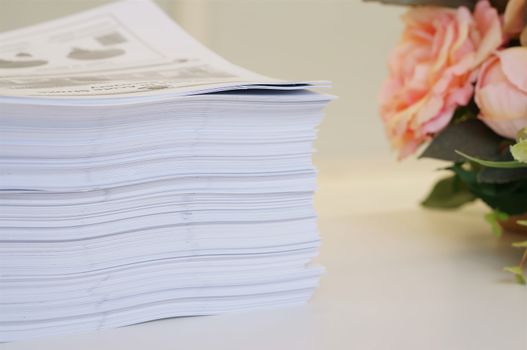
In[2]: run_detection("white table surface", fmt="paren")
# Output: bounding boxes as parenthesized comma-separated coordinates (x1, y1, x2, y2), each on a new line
(3, 159, 527, 350)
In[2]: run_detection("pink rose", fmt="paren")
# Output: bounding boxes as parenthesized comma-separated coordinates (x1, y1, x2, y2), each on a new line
(476, 47, 527, 139)
(380, 0, 503, 158)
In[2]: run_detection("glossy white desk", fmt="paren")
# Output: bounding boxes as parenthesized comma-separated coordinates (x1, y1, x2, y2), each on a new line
(3, 159, 526, 350)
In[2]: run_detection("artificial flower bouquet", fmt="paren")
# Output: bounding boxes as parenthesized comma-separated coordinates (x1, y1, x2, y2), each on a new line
(368, 0, 527, 283)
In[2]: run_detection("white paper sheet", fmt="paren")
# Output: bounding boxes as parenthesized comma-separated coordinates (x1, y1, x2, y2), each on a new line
(0, 0, 328, 102)
(0, 1, 331, 341)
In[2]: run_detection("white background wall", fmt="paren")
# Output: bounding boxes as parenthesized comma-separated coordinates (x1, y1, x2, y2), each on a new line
(0, 0, 404, 161)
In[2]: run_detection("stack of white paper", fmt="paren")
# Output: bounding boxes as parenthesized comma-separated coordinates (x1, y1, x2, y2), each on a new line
(0, 0, 332, 341)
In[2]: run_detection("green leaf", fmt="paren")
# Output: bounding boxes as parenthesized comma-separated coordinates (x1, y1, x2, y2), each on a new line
(510, 141, 527, 163)
(484, 210, 509, 237)
(517, 128, 527, 142)
(420, 119, 505, 162)
(456, 151, 527, 168)
(512, 241, 527, 248)
(421, 176, 476, 209)
(504, 266, 526, 285)
(472, 145, 527, 184)
(451, 164, 527, 215)
(451, 104, 478, 123)
(478, 167, 527, 184)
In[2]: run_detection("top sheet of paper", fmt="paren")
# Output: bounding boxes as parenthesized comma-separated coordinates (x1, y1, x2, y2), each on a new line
(0, 0, 327, 102)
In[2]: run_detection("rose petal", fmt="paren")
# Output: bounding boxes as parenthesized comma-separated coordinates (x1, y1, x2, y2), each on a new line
(497, 47, 527, 93)
(421, 105, 456, 134)
(473, 0, 503, 66)
(477, 82, 527, 120)
(478, 56, 506, 86)
(446, 80, 474, 106)
(480, 117, 527, 139)
(413, 95, 444, 126)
